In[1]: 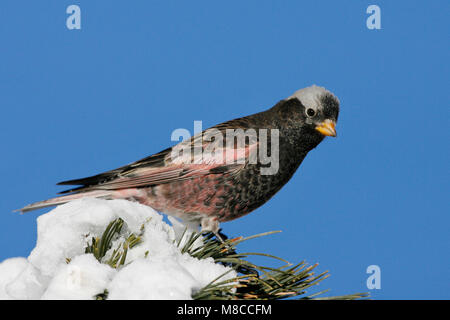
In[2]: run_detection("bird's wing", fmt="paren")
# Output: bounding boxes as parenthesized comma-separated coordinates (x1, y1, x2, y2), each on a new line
(57, 119, 259, 194)
(57, 147, 173, 193)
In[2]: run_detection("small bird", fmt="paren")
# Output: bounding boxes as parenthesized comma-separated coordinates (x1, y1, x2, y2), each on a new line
(18, 85, 339, 238)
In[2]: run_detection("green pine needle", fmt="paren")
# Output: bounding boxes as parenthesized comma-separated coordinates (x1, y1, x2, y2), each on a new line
(84, 218, 142, 268)
(79, 218, 369, 300)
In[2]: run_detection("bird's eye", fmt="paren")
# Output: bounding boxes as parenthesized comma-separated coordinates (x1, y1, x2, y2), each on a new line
(306, 108, 316, 117)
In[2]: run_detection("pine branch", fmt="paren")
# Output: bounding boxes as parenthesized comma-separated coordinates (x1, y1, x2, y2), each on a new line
(84, 218, 142, 268)
(79, 218, 369, 300)
(183, 231, 368, 300)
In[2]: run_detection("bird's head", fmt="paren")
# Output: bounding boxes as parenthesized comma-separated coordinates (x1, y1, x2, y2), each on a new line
(286, 85, 340, 138)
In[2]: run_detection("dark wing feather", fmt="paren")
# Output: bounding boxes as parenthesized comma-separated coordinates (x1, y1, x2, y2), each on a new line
(57, 111, 267, 194)
(57, 147, 172, 193)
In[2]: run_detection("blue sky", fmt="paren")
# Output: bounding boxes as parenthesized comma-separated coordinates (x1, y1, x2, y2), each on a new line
(0, 1, 448, 299)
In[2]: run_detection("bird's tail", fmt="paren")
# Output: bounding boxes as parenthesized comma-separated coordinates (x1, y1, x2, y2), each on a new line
(16, 190, 113, 214)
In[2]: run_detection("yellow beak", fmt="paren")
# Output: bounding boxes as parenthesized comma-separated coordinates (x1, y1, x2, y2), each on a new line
(315, 119, 337, 137)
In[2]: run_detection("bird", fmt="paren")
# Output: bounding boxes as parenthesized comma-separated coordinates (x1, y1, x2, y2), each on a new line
(18, 85, 339, 239)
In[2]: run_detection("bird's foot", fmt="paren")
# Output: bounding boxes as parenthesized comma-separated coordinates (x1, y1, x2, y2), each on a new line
(200, 217, 233, 250)
(215, 228, 233, 244)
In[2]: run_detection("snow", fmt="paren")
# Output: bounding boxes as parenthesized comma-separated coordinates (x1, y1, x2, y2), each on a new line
(42, 254, 115, 300)
(0, 198, 237, 299)
(0, 258, 29, 299)
(107, 258, 198, 300)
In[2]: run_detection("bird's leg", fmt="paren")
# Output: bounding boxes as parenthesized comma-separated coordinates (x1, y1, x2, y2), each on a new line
(200, 217, 228, 246)
(213, 231, 227, 244)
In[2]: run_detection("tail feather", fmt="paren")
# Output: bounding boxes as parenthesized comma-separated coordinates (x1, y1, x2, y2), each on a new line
(16, 190, 113, 214)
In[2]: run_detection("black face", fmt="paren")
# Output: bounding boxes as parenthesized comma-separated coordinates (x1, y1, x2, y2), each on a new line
(319, 93, 340, 122)
(269, 89, 339, 140)
(276, 92, 337, 124)
(260, 90, 340, 171)
(297, 92, 339, 138)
